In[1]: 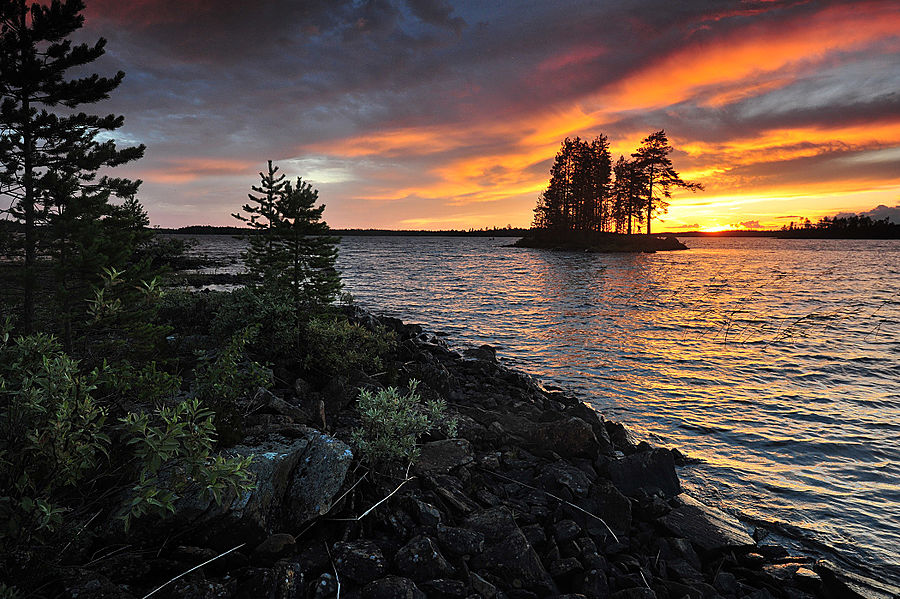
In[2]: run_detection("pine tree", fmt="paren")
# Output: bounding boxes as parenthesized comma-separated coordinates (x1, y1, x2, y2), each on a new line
(233, 160, 288, 287)
(0, 0, 145, 333)
(234, 162, 341, 310)
(631, 130, 702, 235)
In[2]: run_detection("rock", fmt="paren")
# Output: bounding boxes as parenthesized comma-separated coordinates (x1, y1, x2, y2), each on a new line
(815, 559, 900, 599)
(538, 461, 592, 497)
(395, 535, 455, 582)
(283, 432, 353, 526)
(570, 479, 632, 538)
(463, 344, 497, 362)
(794, 566, 822, 592)
(363, 576, 426, 599)
(173, 436, 311, 546)
(660, 494, 755, 552)
(405, 497, 443, 527)
(426, 474, 480, 513)
(713, 570, 739, 595)
(581, 569, 610, 598)
(533, 417, 601, 459)
(610, 589, 657, 599)
(464, 507, 521, 539)
(321, 375, 354, 414)
(472, 530, 556, 593)
(553, 520, 582, 544)
(413, 439, 474, 475)
(311, 573, 337, 599)
(607, 448, 680, 498)
(470, 572, 501, 598)
(255, 387, 310, 423)
(420, 578, 468, 598)
(332, 540, 386, 585)
(436, 523, 485, 556)
(171, 578, 236, 598)
(253, 533, 296, 563)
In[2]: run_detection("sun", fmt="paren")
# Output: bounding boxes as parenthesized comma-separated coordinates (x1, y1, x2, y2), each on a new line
(699, 224, 738, 232)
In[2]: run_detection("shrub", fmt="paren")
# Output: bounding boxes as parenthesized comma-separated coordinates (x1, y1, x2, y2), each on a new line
(119, 397, 254, 529)
(192, 325, 271, 445)
(351, 380, 457, 469)
(303, 315, 396, 377)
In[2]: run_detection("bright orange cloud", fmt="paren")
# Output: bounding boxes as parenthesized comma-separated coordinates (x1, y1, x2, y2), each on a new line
(603, 2, 900, 111)
(140, 158, 253, 184)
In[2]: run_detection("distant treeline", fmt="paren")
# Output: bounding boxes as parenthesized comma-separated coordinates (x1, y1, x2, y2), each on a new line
(777, 215, 899, 239)
(153, 224, 531, 237)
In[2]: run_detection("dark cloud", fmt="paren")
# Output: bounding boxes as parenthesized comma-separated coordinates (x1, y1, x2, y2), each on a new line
(835, 204, 900, 223)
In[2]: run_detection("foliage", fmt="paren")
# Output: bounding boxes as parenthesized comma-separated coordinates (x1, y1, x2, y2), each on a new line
(233, 161, 342, 310)
(0, 0, 145, 333)
(192, 325, 271, 445)
(533, 130, 701, 235)
(631, 130, 703, 235)
(351, 380, 457, 468)
(0, 325, 110, 546)
(303, 315, 396, 376)
(533, 136, 612, 232)
(119, 397, 254, 529)
(0, 320, 254, 548)
(80, 266, 172, 367)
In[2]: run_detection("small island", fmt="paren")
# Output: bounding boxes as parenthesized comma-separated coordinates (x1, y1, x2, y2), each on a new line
(516, 132, 701, 252)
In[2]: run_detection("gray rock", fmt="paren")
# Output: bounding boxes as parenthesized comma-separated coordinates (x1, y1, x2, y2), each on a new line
(413, 439, 474, 474)
(253, 533, 296, 563)
(470, 572, 500, 598)
(332, 540, 385, 584)
(661, 494, 755, 552)
(283, 432, 353, 526)
(427, 474, 480, 513)
(610, 589, 656, 599)
(420, 578, 467, 598)
(571, 479, 632, 538)
(436, 523, 485, 556)
(815, 559, 900, 599)
(395, 535, 455, 581)
(539, 461, 592, 497)
(607, 448, 680, 498)
(363, 576, 426, 599)
(255, 387, 310, 423)
(472, 530, 556, 593)
(464, 507, 520, 539)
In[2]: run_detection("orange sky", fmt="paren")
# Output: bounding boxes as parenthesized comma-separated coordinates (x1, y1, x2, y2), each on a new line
(83, 0, 900, 230)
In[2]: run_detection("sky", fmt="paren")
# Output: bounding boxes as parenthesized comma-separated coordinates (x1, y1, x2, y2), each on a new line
(77, 0, 900, 231)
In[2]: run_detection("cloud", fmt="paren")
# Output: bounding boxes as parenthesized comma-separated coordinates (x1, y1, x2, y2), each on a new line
(739, 220, 761, 228)
(65, 0, 900, 228)
(835, 204, 900, 223)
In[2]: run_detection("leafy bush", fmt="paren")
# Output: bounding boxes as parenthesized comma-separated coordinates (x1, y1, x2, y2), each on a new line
(119, 398, 254, 529)
(0, 321, 255, 549)
(208, 287, 302, 362)
(304, 315, 396, 376)
(192, 325, 271, 445)
(0, 327, 110, 545)
(351, 380, 456, 468)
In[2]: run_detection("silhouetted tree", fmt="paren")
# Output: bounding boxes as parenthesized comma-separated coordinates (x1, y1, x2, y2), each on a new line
(611, 155, 647, 234)
(632, 130, 701, 235)
(0, 0, 145, 332)
(234, 162, 341, 310)
(233, 160, 289, 286)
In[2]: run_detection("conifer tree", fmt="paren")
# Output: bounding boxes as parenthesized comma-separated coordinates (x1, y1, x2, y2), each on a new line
(631, 130, 702, 235)
(233, 160, 288, 287)
(0, 0, 145, 333)
(234, 162, 341, 310)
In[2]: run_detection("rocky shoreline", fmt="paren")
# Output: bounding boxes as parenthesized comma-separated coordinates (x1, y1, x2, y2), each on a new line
(60, 308, 897, 599)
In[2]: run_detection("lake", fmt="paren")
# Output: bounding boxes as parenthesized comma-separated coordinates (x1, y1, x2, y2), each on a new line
(187, 234, 900, 582)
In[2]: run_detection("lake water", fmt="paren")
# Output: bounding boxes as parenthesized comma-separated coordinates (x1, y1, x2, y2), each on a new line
(188, 234, 900, 582)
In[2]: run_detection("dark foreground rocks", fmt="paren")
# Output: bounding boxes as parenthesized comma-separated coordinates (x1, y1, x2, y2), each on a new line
(54, 309, 898, 599)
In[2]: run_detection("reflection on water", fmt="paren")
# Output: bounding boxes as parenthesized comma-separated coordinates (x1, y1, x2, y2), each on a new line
(189, 234, 900, 580)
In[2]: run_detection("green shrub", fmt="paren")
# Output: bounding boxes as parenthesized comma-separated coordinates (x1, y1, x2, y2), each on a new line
(0, 327, 110, 545)
(209, 287, 302, 362)
(351, 380, 456, 469)
(119, 397, 254, 529)
(192, 325, 271, 445)
(304, 315, 396, 376)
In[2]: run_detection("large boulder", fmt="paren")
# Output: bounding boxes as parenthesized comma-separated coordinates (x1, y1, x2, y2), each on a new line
(471, 529, 557, 593)
(166, 429, 351, 547)
(608, 448, 680, 498)
(282, 432, 353, 526)
(660, 494, 755, 553)
(413, 439, 473, 475)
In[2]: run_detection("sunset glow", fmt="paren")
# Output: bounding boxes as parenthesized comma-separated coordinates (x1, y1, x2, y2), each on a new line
(81, 0, 900, 230)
